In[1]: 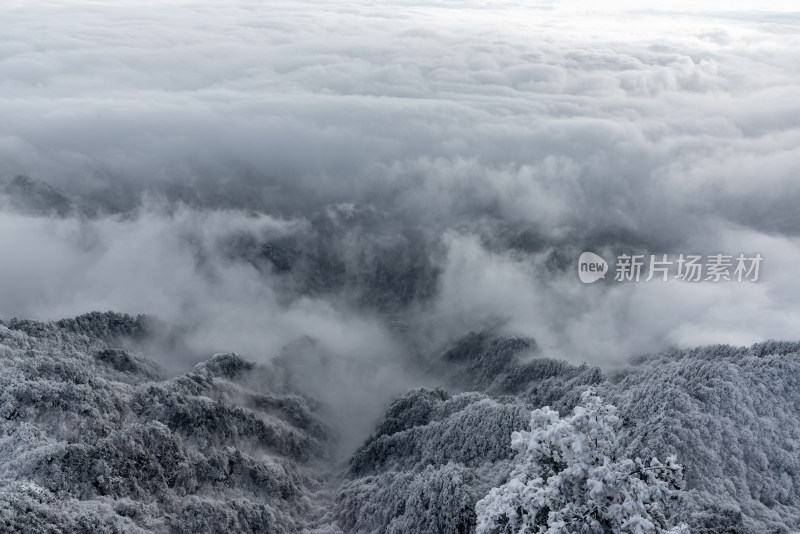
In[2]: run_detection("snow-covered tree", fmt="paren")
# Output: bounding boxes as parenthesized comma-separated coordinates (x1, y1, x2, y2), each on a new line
(475, 390, 688, 534)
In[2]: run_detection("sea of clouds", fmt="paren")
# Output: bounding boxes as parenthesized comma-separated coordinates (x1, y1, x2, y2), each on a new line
(0, 0, 798, 377)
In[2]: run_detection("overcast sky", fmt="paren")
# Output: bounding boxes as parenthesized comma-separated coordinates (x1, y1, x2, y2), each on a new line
(0, 0, 799, 371)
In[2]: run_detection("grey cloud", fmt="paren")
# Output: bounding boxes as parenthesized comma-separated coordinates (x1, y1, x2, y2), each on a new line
(0, 0, 798, 375)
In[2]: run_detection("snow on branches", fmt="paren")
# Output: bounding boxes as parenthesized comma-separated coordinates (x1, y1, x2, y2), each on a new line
(476, 390, 688, 534)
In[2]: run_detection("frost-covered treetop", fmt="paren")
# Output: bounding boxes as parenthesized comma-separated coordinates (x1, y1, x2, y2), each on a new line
(476, 391, 688, 534)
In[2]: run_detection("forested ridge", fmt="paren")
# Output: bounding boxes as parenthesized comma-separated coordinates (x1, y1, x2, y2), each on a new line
(0, 312, 797, 533)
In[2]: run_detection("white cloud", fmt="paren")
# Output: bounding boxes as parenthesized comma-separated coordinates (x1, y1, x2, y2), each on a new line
(0, 0, 798, 371)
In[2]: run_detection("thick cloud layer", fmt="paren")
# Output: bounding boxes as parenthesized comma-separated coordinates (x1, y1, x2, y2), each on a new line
(0, 0, 799, 372)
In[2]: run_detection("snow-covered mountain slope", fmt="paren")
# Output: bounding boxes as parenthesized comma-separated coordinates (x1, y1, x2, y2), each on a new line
(0, 313, 332, 533)
(338, 335, 800, 534)
(1, 313, 798, 533)
(608, 344, 800, 533)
